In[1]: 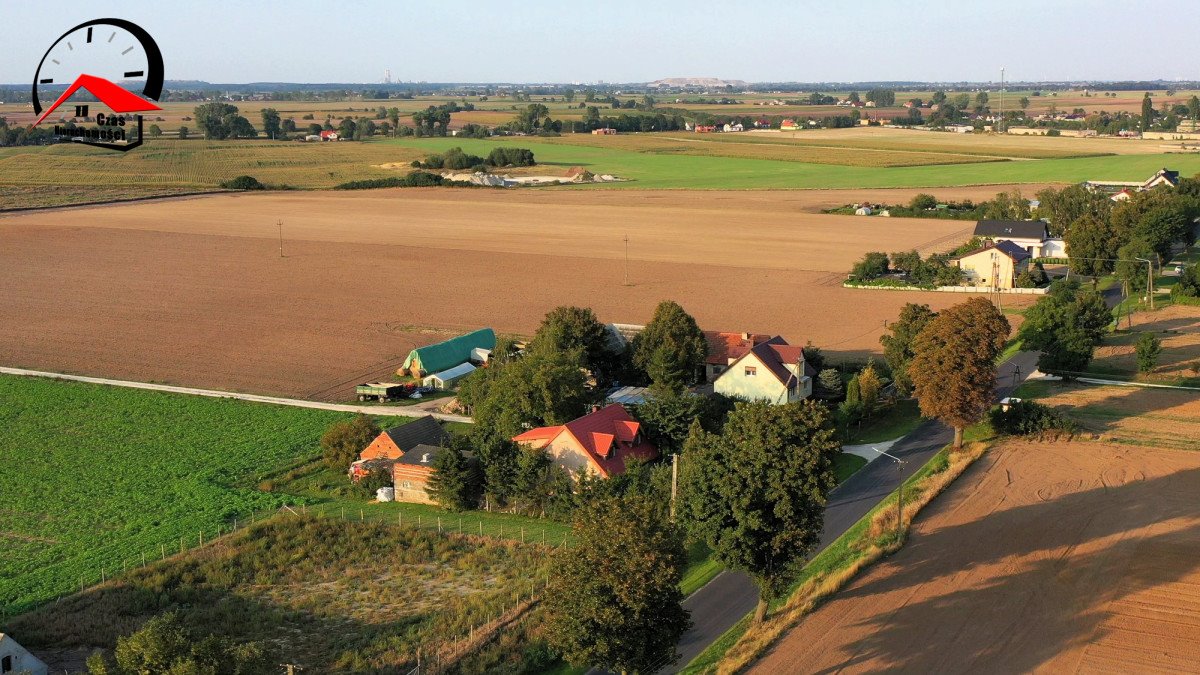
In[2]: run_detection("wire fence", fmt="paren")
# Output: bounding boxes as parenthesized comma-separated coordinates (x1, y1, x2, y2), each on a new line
(5, 503, 566, 623)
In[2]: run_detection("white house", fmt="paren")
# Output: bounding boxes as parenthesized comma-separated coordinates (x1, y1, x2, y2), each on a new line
(713, 336, 813, 405)
(0, 634, 49, 675)
(972, 220, 1052, 258)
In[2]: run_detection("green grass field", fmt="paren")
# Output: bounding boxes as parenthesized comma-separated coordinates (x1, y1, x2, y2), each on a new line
(388, 136, 1200, 190)
(0, 374, 362, 616)
(5, 131, 1200, 210)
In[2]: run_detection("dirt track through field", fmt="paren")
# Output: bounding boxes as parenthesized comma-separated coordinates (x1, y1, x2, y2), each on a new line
(750, 441, 1200, 674)
(0, 188, 1034, 398)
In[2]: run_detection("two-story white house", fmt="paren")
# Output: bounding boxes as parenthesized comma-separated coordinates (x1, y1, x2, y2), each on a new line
(972, 220, 1052, 258)
(713, 336, 814, 405)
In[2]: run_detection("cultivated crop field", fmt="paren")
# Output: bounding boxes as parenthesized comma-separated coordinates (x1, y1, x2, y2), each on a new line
(0, 374, 358, 616)
(1092, 305, 1200, 384)
(751, 440, 1200, 673)
(7, 515, 552, 673)
(0, 188, 1035, 399)
(0, 139, 423, 203)
(1018, 380, 1200, 452)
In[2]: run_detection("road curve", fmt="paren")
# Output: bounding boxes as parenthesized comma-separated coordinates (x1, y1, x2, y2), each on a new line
(666, 350, 1040, 672)
(0, 366, 473, 423)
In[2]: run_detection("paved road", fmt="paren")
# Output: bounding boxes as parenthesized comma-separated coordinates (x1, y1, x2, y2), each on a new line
(0, 366, 474, 423)
(666, 350, 1040, 672)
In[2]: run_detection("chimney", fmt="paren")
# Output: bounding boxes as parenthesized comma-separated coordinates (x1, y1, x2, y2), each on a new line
(591, 404, 601, 414)
(741, 332, 751, 341)
(421, 453, 430, 464)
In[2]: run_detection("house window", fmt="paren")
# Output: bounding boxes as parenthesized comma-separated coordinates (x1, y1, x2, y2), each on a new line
(401, 481, 412, 489)
(745, 366, 757, 376)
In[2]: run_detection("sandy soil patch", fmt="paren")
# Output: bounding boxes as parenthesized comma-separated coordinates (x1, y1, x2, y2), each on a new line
(1029, 382, 1200, 452)
(751, 440, 1200, 673)
(1095, 304, 1200, 380)
(0, 189, 1032, 399)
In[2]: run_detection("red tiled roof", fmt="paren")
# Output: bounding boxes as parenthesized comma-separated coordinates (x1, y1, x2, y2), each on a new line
(514, 404, 658, 478)
(704, 331, 771, 366)
(735, 336, 814, 387)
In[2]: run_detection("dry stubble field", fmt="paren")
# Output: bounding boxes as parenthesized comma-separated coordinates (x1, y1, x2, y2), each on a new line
(0, 187, 1035, 399)
(751, 438, 1200, 674)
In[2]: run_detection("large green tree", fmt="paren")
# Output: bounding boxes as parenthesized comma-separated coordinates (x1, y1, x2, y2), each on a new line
(632, 301, 707, 393)
(260, 107, 282, 139)
(1019, 280, 1112, 377)
(681, 401, 840, 623)
(193, 102, 256, 140)
(1064, 213, 1119, 276)
(909, 297, 1009, 448)
(1141, 92, 1154, 131)
(546, 494, 690, 674)
(880, 303, 938, 396)
(534, 305, 618, 384)
(1035, 184, 1112, 237)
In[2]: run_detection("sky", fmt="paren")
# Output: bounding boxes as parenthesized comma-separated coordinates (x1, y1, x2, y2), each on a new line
(3, 0, 1199, 85)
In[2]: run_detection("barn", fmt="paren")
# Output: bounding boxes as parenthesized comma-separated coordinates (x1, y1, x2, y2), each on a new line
(401, 328, 496, 377)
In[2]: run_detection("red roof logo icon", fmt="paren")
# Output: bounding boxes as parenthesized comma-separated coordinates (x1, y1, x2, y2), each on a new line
(33, 73, 161, 127)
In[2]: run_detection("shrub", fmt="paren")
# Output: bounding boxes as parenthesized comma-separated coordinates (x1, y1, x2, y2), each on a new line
(909, 193, 937, 210)
(1135, 332, 1162, 373)
(333, 171, 446, 189)
(320, 415, 380, 471)
(851, 252, 890, 281)
(989, 400, 1077, 436)
(219, 175, 265, 190)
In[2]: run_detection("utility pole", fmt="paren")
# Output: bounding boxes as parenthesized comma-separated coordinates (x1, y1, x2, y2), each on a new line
(623, 233, 630, 286)
(278, 219, 284, 258)
(669, 453, 679, 523)
(871, 447, 906, 535)
(1136, 257, 1154, 309)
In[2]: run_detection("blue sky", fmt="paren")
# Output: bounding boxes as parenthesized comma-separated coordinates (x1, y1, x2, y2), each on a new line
(3, 0, 1198, 84)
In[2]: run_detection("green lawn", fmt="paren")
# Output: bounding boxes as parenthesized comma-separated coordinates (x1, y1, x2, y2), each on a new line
(387, 136, 1200, 190)
(833, 453, 869, 483)
(844, 398, 924, 445)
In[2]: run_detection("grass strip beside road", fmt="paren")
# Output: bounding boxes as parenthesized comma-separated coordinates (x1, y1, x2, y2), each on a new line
(681, 424, 995, 674)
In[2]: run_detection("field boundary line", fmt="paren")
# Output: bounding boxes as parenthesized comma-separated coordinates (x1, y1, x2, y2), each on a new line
(0, 366, 473, 422)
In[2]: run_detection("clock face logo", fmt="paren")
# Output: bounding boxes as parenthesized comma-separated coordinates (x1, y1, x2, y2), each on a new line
(30, 18, 164, 152)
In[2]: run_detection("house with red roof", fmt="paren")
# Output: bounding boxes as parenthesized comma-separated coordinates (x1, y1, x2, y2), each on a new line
(512, 404, 658, 480)
(703, 331, 771, 382)
(713, 336, 814, 404)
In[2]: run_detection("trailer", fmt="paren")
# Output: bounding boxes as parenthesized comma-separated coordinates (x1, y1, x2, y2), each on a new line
(355, 382, 410, 402)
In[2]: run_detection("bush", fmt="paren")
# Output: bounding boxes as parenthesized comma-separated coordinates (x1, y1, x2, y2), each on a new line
(333, 171, 446, 189)
(219, 175, 265, 190)
(909, 193, 937, 210)
(989, 400, 1077, 436)
(320, 415, 380, 471)
(1135, 332, 1162, 373)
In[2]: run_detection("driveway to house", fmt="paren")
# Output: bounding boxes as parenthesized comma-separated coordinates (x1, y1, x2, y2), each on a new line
(0, 366, 474, 423)
(666, 350, 1040, 672)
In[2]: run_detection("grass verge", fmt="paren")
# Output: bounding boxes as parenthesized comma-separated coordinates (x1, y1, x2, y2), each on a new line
(682, 425, 995, 674)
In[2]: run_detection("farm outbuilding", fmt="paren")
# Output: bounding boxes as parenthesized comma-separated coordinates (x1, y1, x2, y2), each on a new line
(401, 328, 496, 377)
(0, 634, 49, 675)
(422, 362, 477, 390)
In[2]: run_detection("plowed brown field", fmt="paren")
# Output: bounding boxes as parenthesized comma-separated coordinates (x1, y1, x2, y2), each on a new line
(751, 440, 1200, 674)
(0, 188, 1033, 399)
